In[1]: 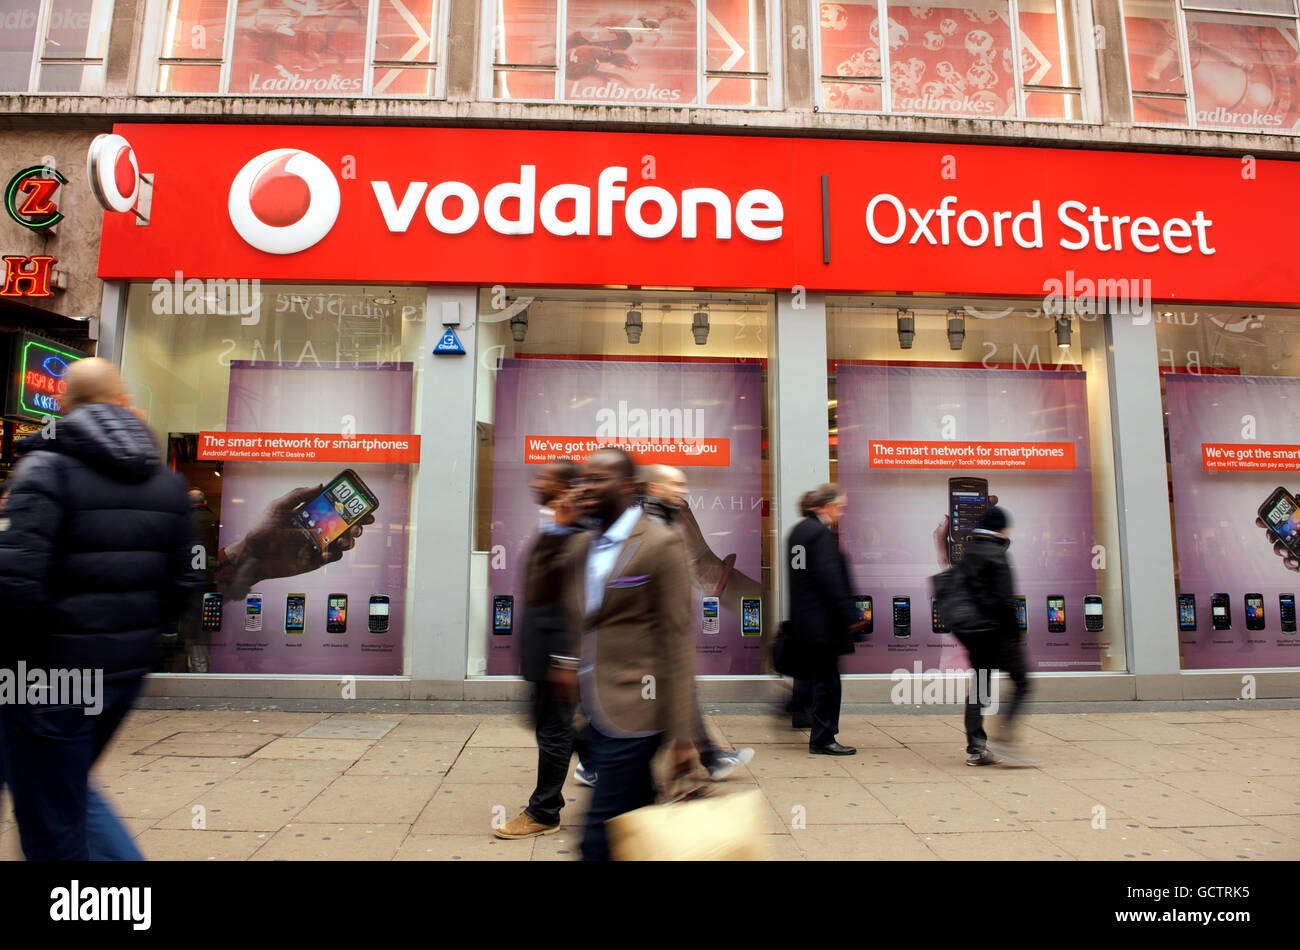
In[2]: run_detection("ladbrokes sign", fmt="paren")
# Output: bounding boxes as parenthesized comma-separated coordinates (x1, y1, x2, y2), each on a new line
(96, 124, 1300, 305)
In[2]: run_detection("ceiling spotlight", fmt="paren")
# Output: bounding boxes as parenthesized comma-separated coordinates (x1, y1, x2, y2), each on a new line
(947, 310, 965, 350)
(510, 308, 528, 343)
(692, 307, 710, 345)
(625, 305, 643, 344)
(1055, 315, 1072, 349)
(373, 292, 396, 305)
(897, 309, 915, 349)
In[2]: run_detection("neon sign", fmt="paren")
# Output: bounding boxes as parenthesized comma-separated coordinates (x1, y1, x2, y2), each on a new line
(16, 337, 87, 419)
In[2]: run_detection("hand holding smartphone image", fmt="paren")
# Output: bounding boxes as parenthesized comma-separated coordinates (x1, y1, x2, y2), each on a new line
(215, 474, 379, 600)
(1256, 486, 1300, 573)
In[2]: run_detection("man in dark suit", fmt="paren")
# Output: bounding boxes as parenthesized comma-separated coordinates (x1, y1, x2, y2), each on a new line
(528, 448, 697, 860)
(495, 459, 586, 839)
(785, 483, 861, 755)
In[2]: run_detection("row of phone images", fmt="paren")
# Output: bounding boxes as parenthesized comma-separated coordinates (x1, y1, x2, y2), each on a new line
(489, 594, 1103, 637)
(1179, 593, 1299, 633)
(199, 592, 392, 634)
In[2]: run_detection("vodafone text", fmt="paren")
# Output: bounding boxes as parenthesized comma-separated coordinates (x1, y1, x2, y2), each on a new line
(370, 166, 783, 241)
(866, 195, 1215, 255)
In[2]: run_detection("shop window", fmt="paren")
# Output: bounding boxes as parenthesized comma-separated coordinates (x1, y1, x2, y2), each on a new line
(471, 289, 776, 676)
(826, 300, 1127, 673)
(120, 282, 426, 674)
(1156, 307, 1300, 670)
(0, 0, 111, 93)
(1123, 0, 1300, 132)
(816, 0, 1087, 120)
(149, 0, 445, 96)
(486, 0, 774, 108)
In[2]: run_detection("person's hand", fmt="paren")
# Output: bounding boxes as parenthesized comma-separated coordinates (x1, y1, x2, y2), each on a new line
(547, 665, 578, 702)
(1255, 517, 1300, 572)
(933, 515, 951, 569)
(219, 485, 375, 598)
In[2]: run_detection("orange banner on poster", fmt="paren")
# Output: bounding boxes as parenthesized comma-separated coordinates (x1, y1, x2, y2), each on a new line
(525, 435, 730, 466)
(198, 431, 421, 463)
(869, 440, 1076, 470)
(1202, 443, 1300, 471)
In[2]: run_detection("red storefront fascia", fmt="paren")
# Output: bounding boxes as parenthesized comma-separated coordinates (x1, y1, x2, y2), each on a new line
(96, 124, 1300, 307)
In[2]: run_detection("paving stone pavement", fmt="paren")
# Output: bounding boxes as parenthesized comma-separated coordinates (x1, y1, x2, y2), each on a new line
(2, 707, 1299, 861)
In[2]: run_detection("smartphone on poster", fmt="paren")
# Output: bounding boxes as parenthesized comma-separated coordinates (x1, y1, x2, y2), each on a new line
(285, 593, 306, 633)
(244, 592, 263, 632)
(947, 477, 989, 564)
(930, 596, 948, 633)
(493, 595, 513, 635)
(1015, 595, 1027, 633)
(1084, 594, 1104, 633)
(292, 469, 380, 554)
(1178, 593, 1197, 632)
(1258, 486, 1300, 560)
(702, 596, 720, 634)
(1211, 593, 1232, 631)
(369, 594, 391, 633)
(201, 592, 223, 632)
(1047, 595, 1066, 634)
(327, 593, 348, 634)
(854, 595, 873, 635)
(892, 596, 911, 639)
(1244, 593, 1265, 631)
(741, 597, 762, 635)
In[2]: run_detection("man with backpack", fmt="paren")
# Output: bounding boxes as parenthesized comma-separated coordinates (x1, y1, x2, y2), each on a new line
(932, 505, 1033, 766)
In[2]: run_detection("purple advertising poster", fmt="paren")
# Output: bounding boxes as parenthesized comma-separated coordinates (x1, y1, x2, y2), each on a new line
(1165, 374, 1300, 669)
(835, 364, 1110, 673)
(489, 358, 764, 674)
(209, 362, 414, 674)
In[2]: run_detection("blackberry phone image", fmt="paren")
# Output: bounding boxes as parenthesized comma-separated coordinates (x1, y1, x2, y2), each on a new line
(327, 593, 348, 634)
(741, 597, 762, 635)
(244, 592, 263, 632)
(702, 596, 720, 634)
(930, 596, 948, 633)
(946, 477, 989, 564)
(1084, 595, 1104, 633)
(1015, 595, 1027, 633)
(1211, 593, 1231, 631)
(285, 593, 306, 633)
(855, 596, 873, 635)
(493, 595, 513, 635)
(1178, 593, 1197, 632)
(368, 594, 390, 633)
(892, 596, 911, 639)
(1258, 486, 1300, 559)
(292, 469, 380, 554)
(1280, 594, 1297, 633)
(1244, 593, 1265, 631)
(201, 592, 223, 632)
(1047, 595, 1066, 634)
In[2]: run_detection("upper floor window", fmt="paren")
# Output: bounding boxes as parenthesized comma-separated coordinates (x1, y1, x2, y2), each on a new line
(147, 0, 445, 96)
(1123, 0, 1300, 132)
(0, 0, 111, 92)
(816, 0, 1091, 121)
(486, 0, 776, 108)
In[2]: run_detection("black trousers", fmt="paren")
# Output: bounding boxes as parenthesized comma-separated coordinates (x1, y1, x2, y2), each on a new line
(964, 636, 1031, 754)
(525, 681, 585, 826)
(806, 648, 843, 748)
(579, 724, 661, 861)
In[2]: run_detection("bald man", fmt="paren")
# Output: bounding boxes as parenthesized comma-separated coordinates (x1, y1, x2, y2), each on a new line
(0, 358, 202, 860)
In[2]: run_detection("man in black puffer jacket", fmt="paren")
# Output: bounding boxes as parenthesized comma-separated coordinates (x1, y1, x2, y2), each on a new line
(0, 357, 201, 860)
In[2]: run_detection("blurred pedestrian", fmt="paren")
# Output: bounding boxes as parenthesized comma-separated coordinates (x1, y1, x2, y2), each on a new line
(495, 459, 590, 839)
(785, 484, 862, 755)
(934, 505, 1033, 766)
(528, 448, 697, 860)
(643, 464, 755, 779)
(0, 358, 202, 859)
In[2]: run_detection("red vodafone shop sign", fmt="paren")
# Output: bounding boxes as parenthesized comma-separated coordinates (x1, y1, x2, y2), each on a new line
(96, 124, 1300, 305)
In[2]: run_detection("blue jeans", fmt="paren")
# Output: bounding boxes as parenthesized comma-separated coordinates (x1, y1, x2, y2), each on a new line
(579, 724, 662, 861)
(0, 677, 145, 861)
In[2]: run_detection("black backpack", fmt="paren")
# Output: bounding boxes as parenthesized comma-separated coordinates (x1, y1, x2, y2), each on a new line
(930, 567, 993, 651)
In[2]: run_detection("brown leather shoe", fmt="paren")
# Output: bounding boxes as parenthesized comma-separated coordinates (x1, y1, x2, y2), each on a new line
(493, 811, 560, 839)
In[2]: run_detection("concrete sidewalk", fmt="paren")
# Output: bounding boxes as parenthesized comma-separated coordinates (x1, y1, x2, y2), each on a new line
(2, 705, 1298, 861)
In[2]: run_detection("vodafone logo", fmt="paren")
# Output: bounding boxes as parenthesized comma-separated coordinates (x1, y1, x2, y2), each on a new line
(228, 149, 339, 254)
(87, 133, 141, 214)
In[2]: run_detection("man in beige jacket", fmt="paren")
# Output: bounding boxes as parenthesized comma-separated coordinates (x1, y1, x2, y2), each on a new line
(528, 447, 696, 860)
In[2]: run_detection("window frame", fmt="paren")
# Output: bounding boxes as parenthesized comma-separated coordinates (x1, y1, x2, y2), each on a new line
(13, 0, 112, 94)
(811, 0, 1101, 123)
(479, 0, 783, 110)
(141, 0, 450, 98)
(1120, 0, 1300, 133)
